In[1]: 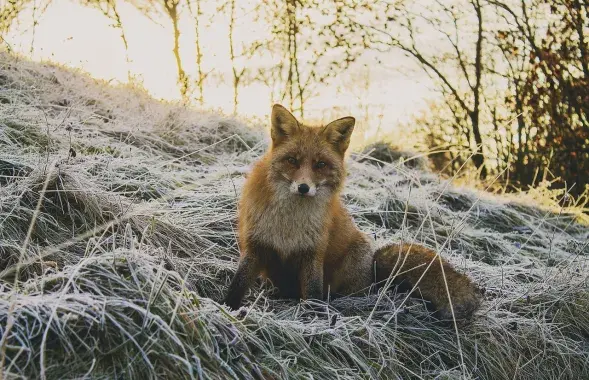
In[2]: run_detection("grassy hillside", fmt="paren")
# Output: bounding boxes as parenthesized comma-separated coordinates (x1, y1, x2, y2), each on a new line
(1, 52, 588, 380)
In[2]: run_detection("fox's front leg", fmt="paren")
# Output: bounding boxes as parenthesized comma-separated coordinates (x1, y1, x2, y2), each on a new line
(224, 255, 260, 310)
(299, 257, 324, 301)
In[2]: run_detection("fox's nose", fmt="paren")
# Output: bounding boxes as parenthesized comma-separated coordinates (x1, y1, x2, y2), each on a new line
(298, 183, 310, 194)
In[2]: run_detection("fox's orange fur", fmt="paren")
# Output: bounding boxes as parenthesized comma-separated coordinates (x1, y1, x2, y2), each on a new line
(224, 104, 481, 320)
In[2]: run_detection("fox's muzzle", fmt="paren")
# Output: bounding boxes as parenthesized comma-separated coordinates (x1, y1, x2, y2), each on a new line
(290, 180, 317, 197)
(288, 166, 317, 197)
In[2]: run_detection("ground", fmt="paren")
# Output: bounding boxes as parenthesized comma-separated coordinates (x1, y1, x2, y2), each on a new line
(1, 52, 588, 379)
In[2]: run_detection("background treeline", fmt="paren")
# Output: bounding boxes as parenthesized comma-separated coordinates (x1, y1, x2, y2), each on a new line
(1, 0, 587, 199)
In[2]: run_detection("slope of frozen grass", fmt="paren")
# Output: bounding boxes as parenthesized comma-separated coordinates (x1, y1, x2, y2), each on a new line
(1, 52, 588, 379)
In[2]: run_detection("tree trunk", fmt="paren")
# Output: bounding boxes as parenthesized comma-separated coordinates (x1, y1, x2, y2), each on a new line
(469, 111, 487, 177)
(471, 0, 487, 178)
(110, 1, 132, 82)
(229, 0, 239, 114)
(166, 1, 188, 101)
(189, 0, 205, 105)
(286, 0, 296, 112)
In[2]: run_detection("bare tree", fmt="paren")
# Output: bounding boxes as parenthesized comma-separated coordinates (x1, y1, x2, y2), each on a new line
(133, 0, 189, 101)
(489, 0, 589, 195)
(257, 0, 387, 117)
(186, 0, 207, 105)
(0, 0, 51, 39)
(378, 0, 587, 195)
(362, 0, 490, 177)
(218, 0, 245, 114)
(0, 0, 30, 35)
(82, 0, 132, 81)
(166, 0, 188, 100)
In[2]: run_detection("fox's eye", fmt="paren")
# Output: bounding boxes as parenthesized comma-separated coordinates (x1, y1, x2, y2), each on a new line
(287, 157, 298, 165)
(315, 161, 327, 169)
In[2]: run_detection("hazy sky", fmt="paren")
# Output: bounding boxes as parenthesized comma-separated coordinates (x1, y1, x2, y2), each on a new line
(5, 0, 435, 139)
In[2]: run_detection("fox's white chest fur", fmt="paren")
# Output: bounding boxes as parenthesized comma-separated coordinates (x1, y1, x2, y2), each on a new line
(250, 192, 327, 257)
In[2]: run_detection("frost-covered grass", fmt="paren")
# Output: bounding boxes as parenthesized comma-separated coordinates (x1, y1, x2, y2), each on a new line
(1, 51, 588, 380)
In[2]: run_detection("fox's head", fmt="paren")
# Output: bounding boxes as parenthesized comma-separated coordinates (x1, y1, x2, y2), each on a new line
(267, 104, 355, 200)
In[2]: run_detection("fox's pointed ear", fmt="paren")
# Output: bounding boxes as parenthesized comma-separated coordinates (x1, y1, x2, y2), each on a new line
(271, 104, 299, 146)
(323, 116, 355, 155)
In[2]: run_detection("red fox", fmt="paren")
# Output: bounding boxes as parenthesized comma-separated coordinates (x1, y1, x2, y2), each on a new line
(224, 104, 481, 320)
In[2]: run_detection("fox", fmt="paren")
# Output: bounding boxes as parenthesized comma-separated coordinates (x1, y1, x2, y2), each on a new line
(223, 104, 481, 320)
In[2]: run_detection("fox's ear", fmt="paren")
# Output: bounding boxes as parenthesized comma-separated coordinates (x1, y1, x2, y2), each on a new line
(271, 104, 299, 146)
(323, 116, 355, 155)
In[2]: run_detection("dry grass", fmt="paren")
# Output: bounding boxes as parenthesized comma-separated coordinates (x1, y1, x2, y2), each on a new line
(0, 51, 588, 379)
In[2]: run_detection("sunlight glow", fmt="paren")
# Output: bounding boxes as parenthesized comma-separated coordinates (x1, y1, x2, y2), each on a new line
(4, 0, 432, 138)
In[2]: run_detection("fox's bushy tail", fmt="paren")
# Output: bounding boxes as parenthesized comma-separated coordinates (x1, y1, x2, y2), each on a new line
(373, 243, 481, 320)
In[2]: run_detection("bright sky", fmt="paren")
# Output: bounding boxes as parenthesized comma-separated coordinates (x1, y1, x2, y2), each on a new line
(4, 0, 433, 140)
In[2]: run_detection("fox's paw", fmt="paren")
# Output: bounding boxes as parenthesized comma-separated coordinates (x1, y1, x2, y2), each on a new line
(222, 293, 243, 311)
